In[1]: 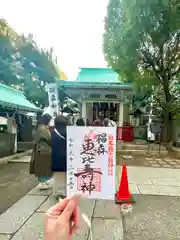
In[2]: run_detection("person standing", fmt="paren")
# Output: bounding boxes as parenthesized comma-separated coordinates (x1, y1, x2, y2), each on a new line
(51, 115, 68, 200)
(76, 118, 85, 126)
(104, 118, 117, 127)
(109, 118, 117, 127)
(103, 118, 109, 126)
(92, 119, 104, 126)
(86, 118, 91, 126)
(29, 114, 53, 190)
(99, 115, 104, 124)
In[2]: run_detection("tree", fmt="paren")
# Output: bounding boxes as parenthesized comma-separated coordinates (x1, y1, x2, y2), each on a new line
(0, 19, 60, 108)
(17, 35, 59, 84)
(17, 35, 60, 108)
(104, 0, 180, 144)
(0, 19, 23, 85)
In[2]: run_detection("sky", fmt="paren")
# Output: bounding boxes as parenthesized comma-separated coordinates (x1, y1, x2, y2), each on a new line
(1, 0, 109, 79)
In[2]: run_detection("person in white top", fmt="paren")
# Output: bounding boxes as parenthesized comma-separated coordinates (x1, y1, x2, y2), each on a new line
(104, 118, 116, 127)
(109, 119, 116, 127)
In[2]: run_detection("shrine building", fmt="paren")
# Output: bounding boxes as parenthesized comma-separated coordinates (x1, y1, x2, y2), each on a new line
(58, 67, 132, 126)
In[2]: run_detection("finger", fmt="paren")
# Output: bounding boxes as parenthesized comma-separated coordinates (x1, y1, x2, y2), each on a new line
(47, 194, 82, 217)
(46, 198, 69, 216)
(58, 195, 81, 221)
(71, 206, 81, 233)
(74, 205, 81, 229)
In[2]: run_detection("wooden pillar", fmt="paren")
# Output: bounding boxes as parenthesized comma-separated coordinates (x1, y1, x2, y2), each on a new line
(86, 102, 93, 124)
(81, 100, 87, 125)
(118, 102, 124, 127)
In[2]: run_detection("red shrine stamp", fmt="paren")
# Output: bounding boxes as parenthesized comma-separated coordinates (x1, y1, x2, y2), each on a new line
(76, 168, 102, 192)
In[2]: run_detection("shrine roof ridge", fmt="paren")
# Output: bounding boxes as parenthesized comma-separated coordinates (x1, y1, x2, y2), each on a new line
(58, 80, 132, 89)
(57, 67, 132, 89)
(76, 67, 120, 83)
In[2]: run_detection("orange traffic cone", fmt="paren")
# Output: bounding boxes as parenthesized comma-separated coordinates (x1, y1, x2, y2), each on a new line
(115, 164, 135, 204)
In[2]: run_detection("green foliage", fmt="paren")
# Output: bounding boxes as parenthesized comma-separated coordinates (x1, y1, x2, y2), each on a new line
(0, 27, 21, 85)
(104, 0, 180, 142)
(0, 19, 59, 108)
(17, 35, 60, 108)
(18, 36, 59, 83)
(104, 0, 180, 81)
(23, 78, 48, 108)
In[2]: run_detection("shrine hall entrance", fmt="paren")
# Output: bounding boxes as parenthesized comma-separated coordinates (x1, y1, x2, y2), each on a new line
(92, 102, 118, 122)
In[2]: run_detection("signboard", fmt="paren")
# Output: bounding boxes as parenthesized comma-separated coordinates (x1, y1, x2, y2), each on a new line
(46, 83, 59, 117)
(150, 124, 161, 134)
(66, 126, 116, 200)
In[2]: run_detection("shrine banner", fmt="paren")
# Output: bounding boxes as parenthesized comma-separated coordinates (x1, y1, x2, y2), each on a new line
(66, 126, 116, 200)
(46, 83, 59, 117)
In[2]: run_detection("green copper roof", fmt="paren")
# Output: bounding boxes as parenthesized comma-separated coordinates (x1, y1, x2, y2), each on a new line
(58, 67, 131, 89)
(0, 83, 40, 112)
(77, 68, 120, 82)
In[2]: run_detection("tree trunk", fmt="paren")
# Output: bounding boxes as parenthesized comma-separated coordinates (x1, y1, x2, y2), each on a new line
(163, 76, 173, 150)
(163, 111, 173, 150)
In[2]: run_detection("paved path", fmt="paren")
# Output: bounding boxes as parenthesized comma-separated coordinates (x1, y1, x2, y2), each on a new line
(117, 152, 180, 168)
(0, 160, 37, 214)
(0, 166, 180, 239)
(0, 150, 32, 165)
(123, 195, 180, 239)
(116, 166, 180, 196)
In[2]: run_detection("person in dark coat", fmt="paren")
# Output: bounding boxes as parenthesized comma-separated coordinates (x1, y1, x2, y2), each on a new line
(86, 118, 91, 126)
(29, 113, 53, 190)
(76, 118, 85, 126)
(51, 115, 68, 199)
